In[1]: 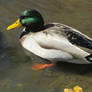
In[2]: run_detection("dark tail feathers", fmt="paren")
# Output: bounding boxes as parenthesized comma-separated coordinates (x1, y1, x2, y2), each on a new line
(85, 54, 92, 62)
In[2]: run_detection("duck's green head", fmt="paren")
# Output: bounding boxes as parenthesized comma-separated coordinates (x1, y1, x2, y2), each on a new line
(7, 9, 44, 32)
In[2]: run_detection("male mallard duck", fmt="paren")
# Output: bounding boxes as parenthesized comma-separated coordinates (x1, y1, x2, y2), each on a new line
(7, 9, 92, 70)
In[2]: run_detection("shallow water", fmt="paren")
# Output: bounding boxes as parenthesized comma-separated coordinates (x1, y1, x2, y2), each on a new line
(0, 0, 92, 92)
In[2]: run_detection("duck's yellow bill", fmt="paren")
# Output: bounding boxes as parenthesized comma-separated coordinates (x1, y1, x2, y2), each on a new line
(7, 19, 22, 30)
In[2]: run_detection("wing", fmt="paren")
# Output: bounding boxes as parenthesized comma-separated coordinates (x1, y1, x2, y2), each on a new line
(64, 27, 92, 49)
(53, 23, 92, 50)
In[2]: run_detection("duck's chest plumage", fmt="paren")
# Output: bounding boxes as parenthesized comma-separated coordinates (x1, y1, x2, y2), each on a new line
(19, 23, 92, 64)
(20, 31, 73, 62)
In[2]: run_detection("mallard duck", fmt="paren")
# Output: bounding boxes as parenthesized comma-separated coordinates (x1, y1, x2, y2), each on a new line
(7, 9, 92, 70)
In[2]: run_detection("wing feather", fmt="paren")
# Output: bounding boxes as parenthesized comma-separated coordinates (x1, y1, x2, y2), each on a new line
(52, 23, 92, 50)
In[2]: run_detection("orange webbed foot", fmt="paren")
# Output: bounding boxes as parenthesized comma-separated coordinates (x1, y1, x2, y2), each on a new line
(32, 63, 56, 70)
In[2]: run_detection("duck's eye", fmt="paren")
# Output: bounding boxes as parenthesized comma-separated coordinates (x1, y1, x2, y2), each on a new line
(20, 16, 27, 19)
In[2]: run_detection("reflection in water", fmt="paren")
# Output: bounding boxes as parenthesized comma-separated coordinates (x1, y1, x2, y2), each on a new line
(0, 0, 92, 92)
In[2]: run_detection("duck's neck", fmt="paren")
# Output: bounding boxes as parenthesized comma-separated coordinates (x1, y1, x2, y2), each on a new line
(19, 26, 45, 39)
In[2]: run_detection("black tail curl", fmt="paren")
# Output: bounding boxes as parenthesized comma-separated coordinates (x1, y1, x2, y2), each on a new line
(85, 54, 92, 62)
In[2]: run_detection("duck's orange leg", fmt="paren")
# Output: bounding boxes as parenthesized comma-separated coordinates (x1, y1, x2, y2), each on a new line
(32, 63, 56, 70)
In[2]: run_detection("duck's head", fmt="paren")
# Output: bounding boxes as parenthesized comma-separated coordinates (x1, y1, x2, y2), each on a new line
(7, 9, 44, 32)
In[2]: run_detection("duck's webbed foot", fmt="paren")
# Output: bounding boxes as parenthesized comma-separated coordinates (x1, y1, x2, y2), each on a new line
(32, 63, 56, 70)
